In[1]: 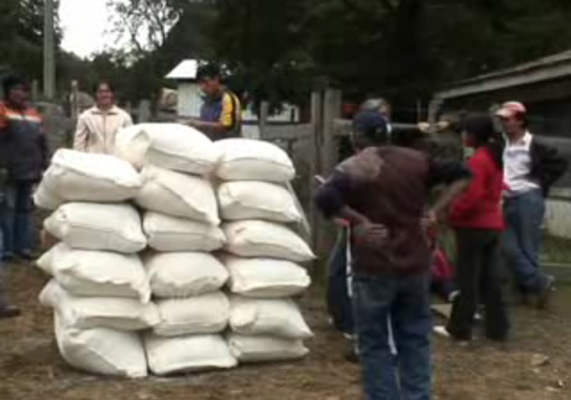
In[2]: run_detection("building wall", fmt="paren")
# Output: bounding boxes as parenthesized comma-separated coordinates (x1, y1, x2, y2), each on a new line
(177, 83, 202, 117)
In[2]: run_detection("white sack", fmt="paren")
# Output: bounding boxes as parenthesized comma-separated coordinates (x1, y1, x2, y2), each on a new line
(145, 252, 229, 298)
(224, 220, 314, 262)
(38, 149, 141, 203)
(117, 123, 221, 174)
(229, 296, 312, 339)
(114, 125, 151, 170)
(144, 212, 226, 252)
(54, 313, 148, 378)
(227, 334, 309, 363)
(154, 292, 230, 337)
(217, 181, 302, 223)
(224, 256, 310, 298)
(37, 243, 151, 302)
(136, 166, 219, 225)
(40, 280, 159, 331)
(214, 139, 295, 182)
(145, 334, 237, 375)
(34, 178, 64, 210)
(43, 202, 147, 253)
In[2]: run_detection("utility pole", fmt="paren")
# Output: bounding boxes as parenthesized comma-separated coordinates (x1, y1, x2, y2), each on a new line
(43, 0, 56, 99)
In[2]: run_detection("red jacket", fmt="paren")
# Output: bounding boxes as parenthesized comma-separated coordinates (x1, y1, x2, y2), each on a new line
(449, 147, 504, 230)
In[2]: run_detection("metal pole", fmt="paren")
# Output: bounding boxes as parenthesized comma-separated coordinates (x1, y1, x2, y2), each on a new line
(43, 0, 56, 99)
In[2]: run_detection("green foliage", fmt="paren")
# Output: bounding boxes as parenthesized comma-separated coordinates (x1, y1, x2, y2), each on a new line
(61, 0, 571, 113)
(0, 0, 61, 82)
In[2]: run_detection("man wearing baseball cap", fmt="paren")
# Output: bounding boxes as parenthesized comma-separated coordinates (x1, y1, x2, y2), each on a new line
(315, 110, 472, 400)
(495, 101, 568, 308)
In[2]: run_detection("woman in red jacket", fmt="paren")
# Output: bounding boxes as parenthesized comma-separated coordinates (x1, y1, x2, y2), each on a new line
(436, 114, 509, 343)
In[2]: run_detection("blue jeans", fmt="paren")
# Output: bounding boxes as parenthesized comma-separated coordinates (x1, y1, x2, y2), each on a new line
(1, 182, 35, 258)
(327, 229, 354, 335)
(503, 190, 548, 293)
(352, 272, 432, 400)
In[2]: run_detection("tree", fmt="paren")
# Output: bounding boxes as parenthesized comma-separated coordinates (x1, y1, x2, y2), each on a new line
(0, 0, 61, 83)
(106, 0, 189, 56)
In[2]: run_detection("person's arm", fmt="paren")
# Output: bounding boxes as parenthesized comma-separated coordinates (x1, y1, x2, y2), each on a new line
(188, 93, 238, 137)
(38, 117, 49, 170)
(448, 155, 487, 220)
(73, 114, 89, 151)
(541, 145, 569, 189)
(426, 159, 473, 222)
(0, 105, 9, 142)
(315, 170, 388, 244)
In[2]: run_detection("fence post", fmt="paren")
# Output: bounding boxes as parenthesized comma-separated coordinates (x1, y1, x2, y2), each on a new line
(258, 101, 269, 139)
(308, 91, 323, 264)
(322, 88, 342, 175)
(138, 100, 152, 123)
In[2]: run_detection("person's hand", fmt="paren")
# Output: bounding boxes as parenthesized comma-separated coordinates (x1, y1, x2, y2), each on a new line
(333, 218, 349, 227)
(436, 121, 451, 132)
(417, 122, 431, 133)
(353, 221, 389, 247)
(421, 209, 438, 231)
(314, 175, 325, 186)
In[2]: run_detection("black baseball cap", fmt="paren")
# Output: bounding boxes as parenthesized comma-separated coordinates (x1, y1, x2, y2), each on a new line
(352, 110, 390, 146)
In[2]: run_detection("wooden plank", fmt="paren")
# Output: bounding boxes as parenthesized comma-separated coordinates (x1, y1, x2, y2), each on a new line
(322, 89, 342, 174)
(435, 61, 571, 100)
(309, 91, 323, 260)
(260, 124, 313, 141)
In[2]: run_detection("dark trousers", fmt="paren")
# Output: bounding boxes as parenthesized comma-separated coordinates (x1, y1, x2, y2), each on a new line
(447, 228, 509, 341)
(1, 181, 35, 258)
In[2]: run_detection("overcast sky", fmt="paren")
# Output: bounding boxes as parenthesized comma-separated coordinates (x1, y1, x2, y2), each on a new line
(60, 0, 113, 58)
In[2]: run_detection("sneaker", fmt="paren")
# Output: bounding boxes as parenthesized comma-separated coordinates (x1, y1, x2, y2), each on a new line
(448, 291, 460, 303)
(0, 305, 21, 319)
(433, 325, 470, 346)
(344, 346, 359, 364)
(433, 325, 451, 338)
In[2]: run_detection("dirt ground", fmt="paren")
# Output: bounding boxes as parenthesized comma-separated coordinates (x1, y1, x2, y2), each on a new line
(1, 263, 570, 400)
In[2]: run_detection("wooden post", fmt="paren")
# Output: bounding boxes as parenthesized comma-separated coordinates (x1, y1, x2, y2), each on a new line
(308, 91, 324, 276)
(31, 80, 39, 104)
(70, 80, 79, 121)
(138, 100, 152, 123)
(322, 88, 342, 174)
(259, 101, 269, 138)
(43, 0, 56, 99)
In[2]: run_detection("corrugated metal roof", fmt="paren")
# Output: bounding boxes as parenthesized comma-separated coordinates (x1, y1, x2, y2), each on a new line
(445, 49, 571, 89)
(165, 59, 199, 80)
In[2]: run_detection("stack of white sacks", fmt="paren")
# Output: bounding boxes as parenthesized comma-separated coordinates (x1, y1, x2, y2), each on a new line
(33, 123, 314, 378)
(214, 139, 314, 362)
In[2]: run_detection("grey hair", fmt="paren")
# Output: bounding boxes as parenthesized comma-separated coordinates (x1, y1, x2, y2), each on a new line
(360, 98, 390, 112)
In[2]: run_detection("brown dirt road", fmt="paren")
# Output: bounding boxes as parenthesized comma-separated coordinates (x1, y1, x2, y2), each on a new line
(1, 264, 570, 400)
